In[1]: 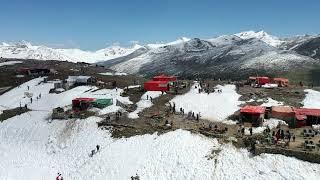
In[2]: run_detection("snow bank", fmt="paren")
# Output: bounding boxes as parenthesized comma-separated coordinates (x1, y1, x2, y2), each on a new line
(261, 83, 278, 89)
(222, 119, 238, 125)
(170, 82, 242, 122)
(245, 118, 288, 135)
(303, 89, 320, 108)
(245, 127, 266, 135)
(128, 91, 163, 119)
(128, 85, 141, 89)
(261, 97, 283, 107)
(312, 124, 320, 131)
(263, 118, 288, 129)
(0, 60, 22, 66)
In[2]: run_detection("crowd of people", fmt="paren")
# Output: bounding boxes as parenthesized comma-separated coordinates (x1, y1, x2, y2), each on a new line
(168, 102, 201, 121)
(196, 81, 223, 94)
(271, 128, 295, 145)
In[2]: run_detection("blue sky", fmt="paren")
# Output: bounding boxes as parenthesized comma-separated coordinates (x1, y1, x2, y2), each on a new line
(0, 0, 319, 50)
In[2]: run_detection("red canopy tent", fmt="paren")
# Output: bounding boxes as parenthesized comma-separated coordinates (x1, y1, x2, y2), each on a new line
(152, 74, 177, 82)
(240, 105, 266, 114)
(144, 80, 169, 91)
(248, 76, 270, 85)
(240, 105, 266, 126)
(256, 77, 270, 85)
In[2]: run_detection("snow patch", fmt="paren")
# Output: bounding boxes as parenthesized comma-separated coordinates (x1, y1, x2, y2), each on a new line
(0, 61, 22, 66)
(170, 82, 242, 122)
(303, 89, 320, 108)
(261, 98, 283, 107)
(263, 118, 288, 129)
(261, 83, 278, 89)
(128, 91, 163, 119)
(99, 72, 127, 76)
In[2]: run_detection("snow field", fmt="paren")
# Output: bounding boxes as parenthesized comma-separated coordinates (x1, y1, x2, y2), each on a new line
(1, 78, 320, 179)
(170, 82, 242, 122)
(303, 89, 320, 108)
(2, 111, 319, 180)
(0, 77, 132, 114)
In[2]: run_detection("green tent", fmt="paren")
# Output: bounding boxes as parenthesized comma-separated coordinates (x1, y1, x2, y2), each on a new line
(92, 98, 113, 108)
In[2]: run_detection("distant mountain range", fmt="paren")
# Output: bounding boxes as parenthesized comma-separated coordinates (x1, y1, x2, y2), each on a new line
(1, 31, 320, 80)
(0, 41, 142, 63)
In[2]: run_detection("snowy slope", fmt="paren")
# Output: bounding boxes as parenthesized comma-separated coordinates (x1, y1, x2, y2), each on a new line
(240, 51, 317, 70)
(108, 35, 316, 78)
(1, 78, 320, 179)
(170, 82, 242, 122)
(0, 78, 131, 113)
(235, 30, 284, 47)
(302, 89, 320, 108)
(146, 37, 190, 49)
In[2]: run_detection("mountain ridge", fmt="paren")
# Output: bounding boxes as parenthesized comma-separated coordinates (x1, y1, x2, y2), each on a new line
(1, 31, 320, 80)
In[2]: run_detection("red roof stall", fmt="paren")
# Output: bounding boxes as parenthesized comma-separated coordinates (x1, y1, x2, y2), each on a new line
(72, 98, 96, 111)
(241, 105, 266, 114)
(240, 105, 266, 126)
(152, 75, 177, 82)
(256, 77, 270, 85)
(271, 106, 295, 127)
(144, 81, 169, 91)
(273, 78, 289, 87)
(293, 108, 320, 127)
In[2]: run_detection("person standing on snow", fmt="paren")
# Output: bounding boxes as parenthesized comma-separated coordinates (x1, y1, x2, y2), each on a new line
(96, 145, 100, 152)
(56, 173, 61, 180)
(249, 127, 253, 136)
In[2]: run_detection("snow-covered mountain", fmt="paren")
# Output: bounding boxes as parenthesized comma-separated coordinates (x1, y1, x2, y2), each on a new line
(0, 41, 143, 63)
(235, 30, 284, 47)
(280, 35, 320, 60)
(0, 41, 71, 61)
(102, 34, 317, 79)
(2, 31, 320, 79)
